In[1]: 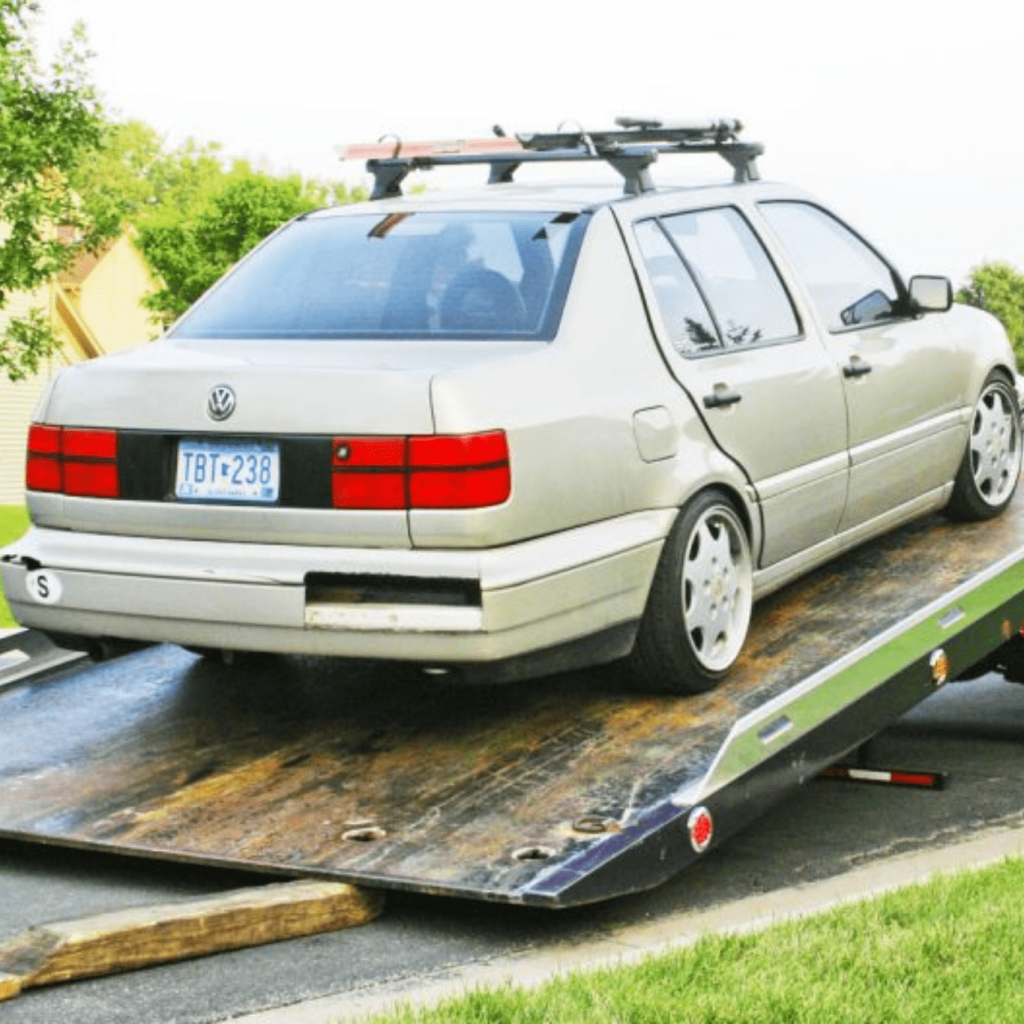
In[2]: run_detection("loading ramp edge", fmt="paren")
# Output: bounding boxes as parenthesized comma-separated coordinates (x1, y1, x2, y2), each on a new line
(0, 628, 88, 688)
(522, 554, 1024, 906)
(692, 542, 1024, 807)
(0, 506, 1023, 907)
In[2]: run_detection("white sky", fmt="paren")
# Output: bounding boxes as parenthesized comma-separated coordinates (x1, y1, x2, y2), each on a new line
(35, 0, 1024, 284)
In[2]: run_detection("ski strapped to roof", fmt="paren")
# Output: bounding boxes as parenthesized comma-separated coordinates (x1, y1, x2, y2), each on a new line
(337, 117, 764, 199)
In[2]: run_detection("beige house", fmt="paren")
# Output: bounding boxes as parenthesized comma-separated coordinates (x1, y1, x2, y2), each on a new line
(0, 233, 159, 504)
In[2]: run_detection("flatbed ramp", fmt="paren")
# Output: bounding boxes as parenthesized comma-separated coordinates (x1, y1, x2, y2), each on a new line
(1, 506, 1024, 907)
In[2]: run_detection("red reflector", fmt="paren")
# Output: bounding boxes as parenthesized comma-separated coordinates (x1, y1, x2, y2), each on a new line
(28, 424, 61, 455)
(409, 431, 508, 468)
(62, 428, 118, 460)
(332, 437, 406, 468)
(410, 466, 511, 509)
(63, 461, 120, 498)
(332, 471, 405, 509)
(687, 806, 714, 853)
(26, 456, 62, 492)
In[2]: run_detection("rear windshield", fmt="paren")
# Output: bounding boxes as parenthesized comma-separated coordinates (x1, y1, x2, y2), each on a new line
(170, 210, 587, 341)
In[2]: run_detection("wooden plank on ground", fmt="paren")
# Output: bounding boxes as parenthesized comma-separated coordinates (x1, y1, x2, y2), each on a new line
(0, 879, 383, 1001)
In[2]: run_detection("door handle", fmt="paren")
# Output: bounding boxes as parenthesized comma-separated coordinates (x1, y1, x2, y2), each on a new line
(843, 358, 873, 379)
(703, 387, 742, 410)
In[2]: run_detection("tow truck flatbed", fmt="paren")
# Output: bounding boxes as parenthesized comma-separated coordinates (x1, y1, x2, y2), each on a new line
(1, 503, 1023, 907)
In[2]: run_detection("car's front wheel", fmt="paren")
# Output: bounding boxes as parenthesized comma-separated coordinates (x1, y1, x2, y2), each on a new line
(947, 370, 1022, 521)
(627, 490, 753, 694)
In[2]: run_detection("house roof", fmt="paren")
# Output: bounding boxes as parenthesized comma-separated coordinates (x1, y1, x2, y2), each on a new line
(56, 226, 117, 287)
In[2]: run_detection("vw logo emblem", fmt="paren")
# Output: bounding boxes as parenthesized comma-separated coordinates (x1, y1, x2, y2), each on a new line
(207, 385, 236, 422)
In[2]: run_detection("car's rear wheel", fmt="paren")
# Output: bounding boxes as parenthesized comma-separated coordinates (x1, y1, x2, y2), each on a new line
(627, 490, 753, 694)
(947, 371, 1022, 521)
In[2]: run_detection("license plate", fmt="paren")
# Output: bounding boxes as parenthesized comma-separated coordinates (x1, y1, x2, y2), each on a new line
(176, 440, 280, 503)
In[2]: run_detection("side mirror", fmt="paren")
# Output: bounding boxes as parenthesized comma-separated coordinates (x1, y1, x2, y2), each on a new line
(909, 275, 953, 314)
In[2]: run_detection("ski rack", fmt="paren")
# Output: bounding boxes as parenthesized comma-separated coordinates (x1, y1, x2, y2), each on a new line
(337, 118, 764, 200)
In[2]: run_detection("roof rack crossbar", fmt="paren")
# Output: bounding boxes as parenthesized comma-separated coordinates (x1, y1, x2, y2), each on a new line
(348, 119, 762, 198)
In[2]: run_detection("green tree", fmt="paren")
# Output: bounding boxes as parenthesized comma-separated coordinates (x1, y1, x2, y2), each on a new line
(0, 0, 104, 380)
(137, 168, 363, 324)
(67, 108, 371, 328)
(956, 261, 1024, 367)
(67, 118, 165, 240)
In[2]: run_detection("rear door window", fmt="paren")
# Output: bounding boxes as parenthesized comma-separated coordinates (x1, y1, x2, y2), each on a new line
(635, 207, 800, 355)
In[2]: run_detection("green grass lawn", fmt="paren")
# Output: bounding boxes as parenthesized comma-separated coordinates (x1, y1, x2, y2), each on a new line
(374, 857, 1024, 1024)
(0, 505, 28, 628)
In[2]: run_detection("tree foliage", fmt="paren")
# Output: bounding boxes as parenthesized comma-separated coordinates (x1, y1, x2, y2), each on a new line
(66, 118, 166, 241)
(956, 261, 1024, 367)
(137, 168, 333, 323)
(71, 119, 367, 325)
(0, 0, 105, 380)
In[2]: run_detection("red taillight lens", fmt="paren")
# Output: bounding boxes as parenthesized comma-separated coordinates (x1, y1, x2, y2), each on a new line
(63, 461, 120, 498)
(26, 425, 63, 492)
(332, 437, 406, 468)
(410, 431, 511, 509)
(28, 424, 62, 455)
(25, 425, 120, 498)
(409, 431, 511, 509)
(409, 465, 511, 509)
(331, 470, 406, 510)
(62, 428, 119, 461)
(330, 431, 510, 510)
(331, 437, 406, 509)
(26, 456, 62, 492)
(408, 431, 508, 468)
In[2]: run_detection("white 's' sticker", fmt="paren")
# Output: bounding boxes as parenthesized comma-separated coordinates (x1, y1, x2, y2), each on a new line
(26, 570, 63, 605)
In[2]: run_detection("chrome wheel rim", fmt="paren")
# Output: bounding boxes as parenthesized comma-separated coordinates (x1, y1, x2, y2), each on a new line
(970, 382, 1021, 507)
(681, 505, 753, 672)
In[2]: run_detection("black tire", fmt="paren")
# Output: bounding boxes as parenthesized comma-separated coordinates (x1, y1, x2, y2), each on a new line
(627, 490, 753, 695)
(946, 371, 1022, 522)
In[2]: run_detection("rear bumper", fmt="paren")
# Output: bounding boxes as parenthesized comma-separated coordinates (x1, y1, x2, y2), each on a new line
(0, 512, 671, 676)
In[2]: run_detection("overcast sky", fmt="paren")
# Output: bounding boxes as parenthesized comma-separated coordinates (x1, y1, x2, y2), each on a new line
(36, 0, 1024, 284)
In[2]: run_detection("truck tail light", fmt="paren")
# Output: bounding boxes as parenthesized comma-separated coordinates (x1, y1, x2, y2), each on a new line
(331, 431, 510, 510)
(26, 425, 120, 498)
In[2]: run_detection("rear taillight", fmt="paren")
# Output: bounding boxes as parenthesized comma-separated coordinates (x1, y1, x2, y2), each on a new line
(25, 425, 62, 492)
(409, 432, 511, 509)
(26, 425, 120, 498)
(331, 430, 510, 510)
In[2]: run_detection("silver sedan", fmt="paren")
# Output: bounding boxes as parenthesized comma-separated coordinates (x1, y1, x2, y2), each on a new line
(2, 123, 1020, 693)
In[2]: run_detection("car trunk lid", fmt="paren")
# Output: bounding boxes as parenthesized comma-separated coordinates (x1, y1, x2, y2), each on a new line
(32, 339, 533, 549)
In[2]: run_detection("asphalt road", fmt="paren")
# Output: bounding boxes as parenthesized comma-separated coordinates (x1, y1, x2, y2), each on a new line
(0, 659, 1022, 1024)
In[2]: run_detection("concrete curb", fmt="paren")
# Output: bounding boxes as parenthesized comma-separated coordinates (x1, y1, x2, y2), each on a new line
(233, 821, 1024, 1023)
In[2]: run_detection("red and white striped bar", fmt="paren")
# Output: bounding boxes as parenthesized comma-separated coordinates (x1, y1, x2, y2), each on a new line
(819, 765, 947, 790)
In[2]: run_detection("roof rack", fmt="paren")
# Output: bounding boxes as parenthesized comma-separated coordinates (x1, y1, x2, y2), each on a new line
(338, 118, 763, 200)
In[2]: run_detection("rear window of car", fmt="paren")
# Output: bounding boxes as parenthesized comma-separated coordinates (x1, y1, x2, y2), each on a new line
(170, 210, 588, 341)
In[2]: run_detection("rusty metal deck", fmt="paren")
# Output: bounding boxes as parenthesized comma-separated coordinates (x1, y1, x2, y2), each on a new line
(2, 507, 1024, 906)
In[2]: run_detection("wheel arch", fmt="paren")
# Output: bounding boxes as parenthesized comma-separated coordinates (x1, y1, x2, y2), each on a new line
(659, 462, 762, 571)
